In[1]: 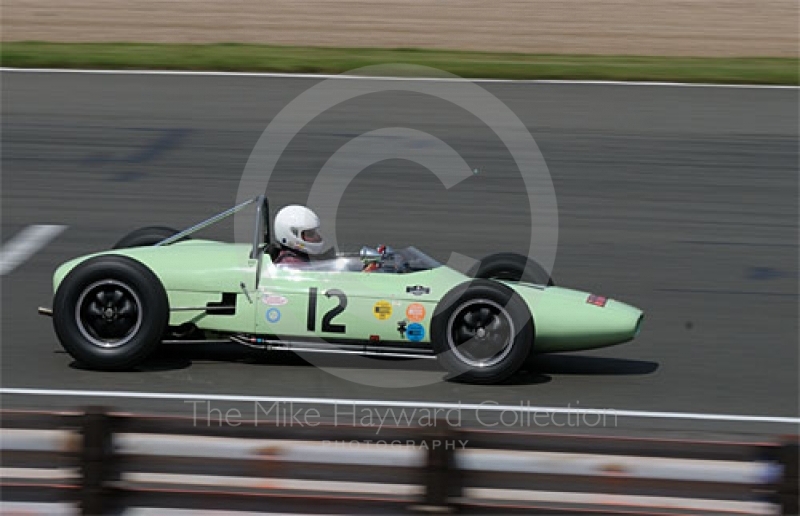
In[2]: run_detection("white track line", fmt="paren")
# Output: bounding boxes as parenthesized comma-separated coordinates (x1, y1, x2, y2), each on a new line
(0, 225, 67, 276)
(1, 388, 798, 424)
(0, 67, 796, 89)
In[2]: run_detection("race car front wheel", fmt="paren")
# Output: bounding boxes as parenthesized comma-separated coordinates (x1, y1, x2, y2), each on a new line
(468, 252, 554, 286)
(53, 256, 169, 370)
(431, 279, 533, 384)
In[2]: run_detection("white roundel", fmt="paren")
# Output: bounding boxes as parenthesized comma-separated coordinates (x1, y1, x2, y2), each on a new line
(273, 205, 325, 255)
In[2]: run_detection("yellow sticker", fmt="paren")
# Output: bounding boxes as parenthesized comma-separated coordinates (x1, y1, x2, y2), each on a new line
(373, 300, 393, 320)
(406, 303, 426, 322)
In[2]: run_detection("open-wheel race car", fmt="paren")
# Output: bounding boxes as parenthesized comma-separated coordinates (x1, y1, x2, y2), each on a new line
(40, 196, 644, 384)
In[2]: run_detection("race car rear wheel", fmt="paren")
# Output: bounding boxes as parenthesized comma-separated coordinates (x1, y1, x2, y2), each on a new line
(431, 279, 533, 383)
(53, 255, 169, 370)
(468, 252, 554, 286)
(112, 226, 186, 249)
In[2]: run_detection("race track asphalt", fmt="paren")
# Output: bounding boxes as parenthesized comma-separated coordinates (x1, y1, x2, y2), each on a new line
(1, 71, 797, 438)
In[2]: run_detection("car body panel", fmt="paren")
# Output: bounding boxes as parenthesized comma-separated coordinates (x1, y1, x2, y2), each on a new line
(509, 285, 643, 352)
(255, 262, 466, 344)
(53, 240, 643, 353)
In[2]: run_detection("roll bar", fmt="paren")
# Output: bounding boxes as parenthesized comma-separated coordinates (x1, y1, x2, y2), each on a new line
(251, 195, 270, 259)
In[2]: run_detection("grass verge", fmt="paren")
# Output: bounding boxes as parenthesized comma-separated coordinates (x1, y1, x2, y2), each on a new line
(2, 42, 797, 84)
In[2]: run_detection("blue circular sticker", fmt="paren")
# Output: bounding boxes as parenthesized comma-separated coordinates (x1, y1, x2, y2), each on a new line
(406, 323, 425, 342)
(265, 308, 281, 323)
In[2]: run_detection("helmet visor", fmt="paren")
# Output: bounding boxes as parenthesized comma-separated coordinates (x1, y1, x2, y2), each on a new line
(301, 228, 322, 243)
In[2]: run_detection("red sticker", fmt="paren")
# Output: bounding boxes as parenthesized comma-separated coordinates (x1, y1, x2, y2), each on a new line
(587, 294, 608, 307)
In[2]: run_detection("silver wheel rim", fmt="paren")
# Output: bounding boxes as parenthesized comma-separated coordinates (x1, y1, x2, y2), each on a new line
(75, 279, 143, 349)
(446, 298, 515, 368)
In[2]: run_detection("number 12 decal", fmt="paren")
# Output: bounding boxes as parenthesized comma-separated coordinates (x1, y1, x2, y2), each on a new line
(307, 287, 347, 333)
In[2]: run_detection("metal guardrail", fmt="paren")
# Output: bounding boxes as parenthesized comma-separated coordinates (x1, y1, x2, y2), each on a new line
(1, 407, 797, 515)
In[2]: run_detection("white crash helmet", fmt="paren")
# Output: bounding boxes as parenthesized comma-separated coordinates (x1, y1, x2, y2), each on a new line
(273, 205, 325, 255)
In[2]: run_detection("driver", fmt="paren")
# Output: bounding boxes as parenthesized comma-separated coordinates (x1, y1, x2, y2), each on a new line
(273, 205, 325, 265)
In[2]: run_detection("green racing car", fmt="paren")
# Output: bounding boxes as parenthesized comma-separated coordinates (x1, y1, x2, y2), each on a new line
(40, 196, 644, 384)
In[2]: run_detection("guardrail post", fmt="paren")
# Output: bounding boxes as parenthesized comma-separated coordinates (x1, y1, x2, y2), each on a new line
(79, 406, 115, 515)
(776, 438, 798, 515)
(413, 421, 458, 513)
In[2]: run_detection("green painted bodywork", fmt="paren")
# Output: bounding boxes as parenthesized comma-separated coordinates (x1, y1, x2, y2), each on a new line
(53, 240, 643, 353)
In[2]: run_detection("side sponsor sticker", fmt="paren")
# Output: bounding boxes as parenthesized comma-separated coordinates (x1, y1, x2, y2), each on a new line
(406, 323, 425, 342)
(265, 308, 282, 323)
(406, 303, 426, 322)
(406, 285, 430, 296)
(373, 300, 393, 320)
(586, 294, 608, 307)
(262, 293, 289, 306)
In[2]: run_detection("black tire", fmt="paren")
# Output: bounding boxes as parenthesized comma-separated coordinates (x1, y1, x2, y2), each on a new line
(431, 279, 534, 384)
(53, 255, 169, 370)
(468, 252, 554, 286)
(112, 226, 185, 249)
